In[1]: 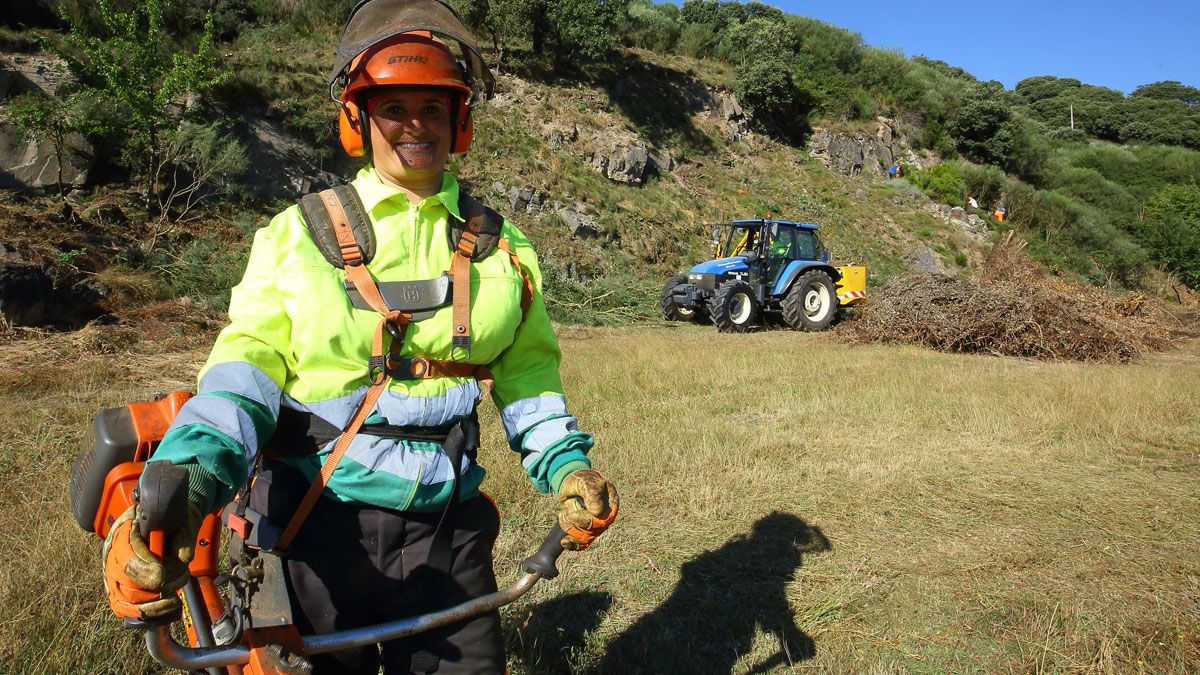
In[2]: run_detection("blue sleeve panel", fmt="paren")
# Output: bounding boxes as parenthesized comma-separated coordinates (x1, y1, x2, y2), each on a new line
(145, 391, 276, 513)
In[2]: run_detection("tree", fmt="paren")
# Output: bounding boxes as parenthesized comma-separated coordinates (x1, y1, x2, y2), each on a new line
(624, 0, 682, 52)
(1137, 183, 1200, 288)
(946, 91, 1013, 166)
(726, 17, 811, 142)
(517, 0, 630, 64)
(55, 0, 229, 213)
(7, 93, 78, 196)
(1131, 81, 1200, 106)
(1014, 76, 1081, 104)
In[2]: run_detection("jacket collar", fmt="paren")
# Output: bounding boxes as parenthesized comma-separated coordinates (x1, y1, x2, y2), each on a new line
(351, 166, 464, 222)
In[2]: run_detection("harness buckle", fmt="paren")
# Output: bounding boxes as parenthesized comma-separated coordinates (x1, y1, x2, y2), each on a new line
(383, 354, 429, 380)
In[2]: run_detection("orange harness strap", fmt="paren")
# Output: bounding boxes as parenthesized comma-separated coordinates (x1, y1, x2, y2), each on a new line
(497, 238, 534, 315)
(450, 221, 480, 357)
(276, 309, 403, 550)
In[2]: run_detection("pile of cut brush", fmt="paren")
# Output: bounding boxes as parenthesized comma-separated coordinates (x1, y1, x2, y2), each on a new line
(840, 233, 1174, 363)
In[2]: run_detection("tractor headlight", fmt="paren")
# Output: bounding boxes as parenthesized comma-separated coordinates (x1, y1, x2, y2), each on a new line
(689, 273, 718, 290)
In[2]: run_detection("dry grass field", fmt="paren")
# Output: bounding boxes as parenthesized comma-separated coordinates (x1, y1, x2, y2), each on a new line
(1, 322, 1197, 673)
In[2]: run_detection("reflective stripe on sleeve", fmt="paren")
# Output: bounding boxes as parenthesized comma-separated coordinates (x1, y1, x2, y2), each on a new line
(518, 415, 580, 472)
(166, 394, 265, 457)
(198, 362, 283, 418)
(501, 393, 569, 441)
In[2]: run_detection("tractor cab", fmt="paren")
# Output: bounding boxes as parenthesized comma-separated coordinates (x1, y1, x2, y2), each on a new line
(711, 219, 831, 285)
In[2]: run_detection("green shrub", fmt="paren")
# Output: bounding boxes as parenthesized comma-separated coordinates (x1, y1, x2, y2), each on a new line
(143, 214, 257, 310)
(675, 22, 716, 58)
(909, 163, 967, 205)
(1048, 127, 1088, 143)
(956, 162, 1008, 208)
(541, 261, 657, 326)
(1137, 184, 1200, 287)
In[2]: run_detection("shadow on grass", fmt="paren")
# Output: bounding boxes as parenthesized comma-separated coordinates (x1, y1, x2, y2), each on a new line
(593, 511, 831, 674)
(506, 590, 615, 673)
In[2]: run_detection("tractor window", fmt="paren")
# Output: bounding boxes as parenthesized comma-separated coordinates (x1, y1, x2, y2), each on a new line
(793, 230, 822, 261)
(766, 226, 794, 258)
(726, 226, 756, 256)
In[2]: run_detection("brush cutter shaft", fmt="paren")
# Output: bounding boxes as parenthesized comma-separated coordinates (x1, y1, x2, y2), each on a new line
(143, 524, 566, 671)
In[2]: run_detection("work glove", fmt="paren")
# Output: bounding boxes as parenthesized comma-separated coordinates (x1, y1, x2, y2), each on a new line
(101, 502, 204, 620)
(557, 469, 619, 551)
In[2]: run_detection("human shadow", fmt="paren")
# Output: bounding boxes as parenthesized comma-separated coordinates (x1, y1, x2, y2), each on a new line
(592, 511, 831, 674)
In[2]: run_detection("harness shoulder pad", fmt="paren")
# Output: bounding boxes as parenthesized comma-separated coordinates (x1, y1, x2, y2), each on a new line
(297, 184, 376, 268)
(452, 191, 504, 261)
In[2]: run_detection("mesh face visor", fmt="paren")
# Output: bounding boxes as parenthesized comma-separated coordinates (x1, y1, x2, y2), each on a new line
(330, 0, 495, 105)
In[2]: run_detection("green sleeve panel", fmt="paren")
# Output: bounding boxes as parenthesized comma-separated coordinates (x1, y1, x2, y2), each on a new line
(523, 431, 594, 494)
(149, 424, 247, 513)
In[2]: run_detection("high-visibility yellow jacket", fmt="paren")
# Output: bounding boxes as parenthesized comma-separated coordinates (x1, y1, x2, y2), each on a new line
(153, 167, 592, 512)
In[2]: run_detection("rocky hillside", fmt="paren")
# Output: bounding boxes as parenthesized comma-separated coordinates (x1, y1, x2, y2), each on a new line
(0, 38, 1006, 330)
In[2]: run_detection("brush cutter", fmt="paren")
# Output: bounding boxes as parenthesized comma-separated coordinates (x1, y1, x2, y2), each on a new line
(71, 393, 568, 674)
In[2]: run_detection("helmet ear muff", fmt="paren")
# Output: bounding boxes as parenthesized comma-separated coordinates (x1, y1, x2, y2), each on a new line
(338, 99, 365, 158)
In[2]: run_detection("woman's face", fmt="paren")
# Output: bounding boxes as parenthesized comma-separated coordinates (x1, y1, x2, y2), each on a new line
(367, 88, 454, 190)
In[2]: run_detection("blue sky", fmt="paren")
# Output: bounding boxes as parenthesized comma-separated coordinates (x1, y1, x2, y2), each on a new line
(669, 1, 1200, 94)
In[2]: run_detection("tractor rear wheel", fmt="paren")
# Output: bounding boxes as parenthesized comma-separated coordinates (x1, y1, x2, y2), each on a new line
(659, 274, 698, 322)
(710, 280, 759, 332)
(783, 269, 838, 331)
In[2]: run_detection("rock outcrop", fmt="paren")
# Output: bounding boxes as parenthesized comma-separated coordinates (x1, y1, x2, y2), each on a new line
(922, 201, 991, 243)
(0, 53, 94, 192)
(807, 117, 919, 178)
(233, 116, 351, 201)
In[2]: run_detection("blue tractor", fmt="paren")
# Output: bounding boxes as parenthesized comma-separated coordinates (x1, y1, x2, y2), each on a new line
(660, 218, 867, 332)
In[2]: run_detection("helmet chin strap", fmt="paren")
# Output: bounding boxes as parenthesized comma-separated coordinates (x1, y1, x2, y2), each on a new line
(357, 94, 372, 162)
(449, 93, 460, 154)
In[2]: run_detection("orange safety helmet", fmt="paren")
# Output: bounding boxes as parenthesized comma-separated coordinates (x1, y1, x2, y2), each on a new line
(330, 0, 494, 159)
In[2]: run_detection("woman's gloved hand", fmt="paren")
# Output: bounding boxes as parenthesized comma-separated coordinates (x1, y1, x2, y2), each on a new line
(557, 469, 619, 551)
(101, 502, 204, 620)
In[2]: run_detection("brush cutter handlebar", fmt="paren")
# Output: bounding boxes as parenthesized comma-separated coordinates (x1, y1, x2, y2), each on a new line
(136, 461, 189, 556)
(140, 522, 569, 671)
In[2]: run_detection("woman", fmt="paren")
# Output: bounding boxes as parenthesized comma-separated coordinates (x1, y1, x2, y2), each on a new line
(101, 1, 618, 672)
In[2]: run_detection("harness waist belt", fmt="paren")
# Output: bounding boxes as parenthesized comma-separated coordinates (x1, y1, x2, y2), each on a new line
(264, 407, 477, 459)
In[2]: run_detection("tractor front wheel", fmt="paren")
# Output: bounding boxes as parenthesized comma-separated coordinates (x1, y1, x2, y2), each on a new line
(710, 280, 759, 332)
(659, 274, 699, 322)
(783, 269, 837, 331)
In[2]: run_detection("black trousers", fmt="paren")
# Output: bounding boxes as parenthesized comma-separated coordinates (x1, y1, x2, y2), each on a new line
(250, 459, 505, 674)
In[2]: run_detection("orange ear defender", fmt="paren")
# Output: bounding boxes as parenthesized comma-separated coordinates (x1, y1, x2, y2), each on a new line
(336, 33, 475, 158)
